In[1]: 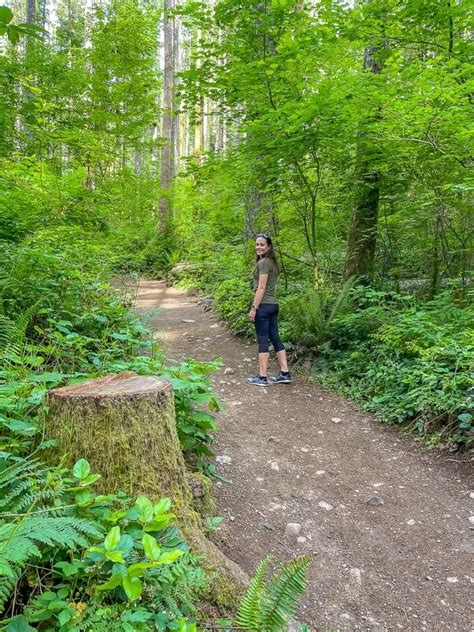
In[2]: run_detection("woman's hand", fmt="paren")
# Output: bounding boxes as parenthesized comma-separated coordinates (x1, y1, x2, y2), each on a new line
(248, 306, 256, 321)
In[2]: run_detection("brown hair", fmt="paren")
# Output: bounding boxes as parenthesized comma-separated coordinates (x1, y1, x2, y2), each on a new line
(255, 233, 279, 273)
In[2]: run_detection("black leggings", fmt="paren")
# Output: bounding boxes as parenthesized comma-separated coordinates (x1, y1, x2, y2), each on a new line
(255, 303, 285, 353)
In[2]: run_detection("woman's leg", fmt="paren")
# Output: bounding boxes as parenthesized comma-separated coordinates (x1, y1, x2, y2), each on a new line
(255, 306, 271, 376)
(276, 349, 289, 373)
(268, 306, 289, 373)
(258, 352, 270, 377)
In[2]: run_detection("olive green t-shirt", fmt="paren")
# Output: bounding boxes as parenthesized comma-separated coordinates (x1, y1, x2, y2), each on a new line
(253, 257, 278, 305)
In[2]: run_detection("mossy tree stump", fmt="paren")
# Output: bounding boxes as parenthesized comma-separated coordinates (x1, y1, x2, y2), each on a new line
(46, 372, 187, 499)
(45, 372, 247, 602)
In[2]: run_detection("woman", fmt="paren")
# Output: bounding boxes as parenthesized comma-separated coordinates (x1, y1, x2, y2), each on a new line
(246, 233, 292, 387)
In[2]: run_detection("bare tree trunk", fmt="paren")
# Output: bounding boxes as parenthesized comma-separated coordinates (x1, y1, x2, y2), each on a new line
(215, 114, 224, 153)
(193, 97, 202, 161)
(179, 110, 189, 159)
(158, 0, 175, 235)
(222, 115, 228, 151)
(203, 97, 212, 153)
(26, 0, 36, 28)
(343, 42, 383, 281)
(171, 0, 180, 176)
(134, 149, 142, 176)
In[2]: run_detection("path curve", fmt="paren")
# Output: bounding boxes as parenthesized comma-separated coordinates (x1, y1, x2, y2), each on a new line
(138, 280, 473, 631)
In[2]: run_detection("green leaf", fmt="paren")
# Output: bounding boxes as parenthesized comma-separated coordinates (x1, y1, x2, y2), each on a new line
(143, 513, 175, 532)
(108, 509, 128, 523)
(7, 26, 20, 43)
(74, 490, 93, 506)
(73, 458, 91, 480)
(142, 533, 161, 561)
(54, 561, 81, 577)
(127, 561, 157, 577)
(136, 495, 154, 522)
(123, 575, 142, 601)
(58, 609, 72, 626)
(96, 572, 123, 592)
(117, 534, 134, 556)
(0, 6, 13, 25)
(104, 525, 121, 551)
(157, 550, 183, 565)
(5, 617, 35, 632)
(105, 550, 125, 563)
(153, 497, 171, 515)
(32, 372, 68, 383)
(121, 610, 153, 622)
(80, 473, 101, 486)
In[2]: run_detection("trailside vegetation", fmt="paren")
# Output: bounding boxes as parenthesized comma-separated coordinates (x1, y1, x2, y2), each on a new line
(0, 0, 471, 628)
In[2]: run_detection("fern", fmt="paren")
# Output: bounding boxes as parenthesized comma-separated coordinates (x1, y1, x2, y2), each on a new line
(0, 457, 51, 514)
(0, 515, 102, 578)
(0, 302, 40, 363)
(149, 552, 208, 618)
(328, 277, 357, 323)
(0, 567, 20, 613)
(237, 556, 310, 632)
(236, 556, 272, 631)
(260, 556, 311, 630)
(293, 279, 356, 349)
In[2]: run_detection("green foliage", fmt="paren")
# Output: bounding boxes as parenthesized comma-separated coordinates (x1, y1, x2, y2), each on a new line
(165, 359, 221, 475)
(0, 5, 44, 44)
(214, 278, 254, 337)
(288, 278, 357, 351)
(317, 291, 473, 445)
(0, 515, 102, 577)
(237, 555, 311, 631)
(0, 454, 207, 629)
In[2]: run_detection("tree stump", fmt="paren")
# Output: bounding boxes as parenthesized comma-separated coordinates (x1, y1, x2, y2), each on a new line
(46, 372, 188, 499)
(45, 372, 247, 601)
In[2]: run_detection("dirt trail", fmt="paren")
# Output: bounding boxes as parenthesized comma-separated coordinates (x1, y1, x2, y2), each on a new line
(138, 280, 473, 632)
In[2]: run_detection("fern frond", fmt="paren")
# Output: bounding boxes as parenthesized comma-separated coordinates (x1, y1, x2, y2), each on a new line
(0, 458, 47, 513)
(0, 302, 40, 363)
(0, 516, 103, 576)
(149, 552, 206, 617)
(328, 277, 357, 323)
(0, 315, 17, 356)
(260, 556, 311, 630)
(0, 566, 20, 613)
(236, 555, 272, 631)
(162, 592, 181, 617)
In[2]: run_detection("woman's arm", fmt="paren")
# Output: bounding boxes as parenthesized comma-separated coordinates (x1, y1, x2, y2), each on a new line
(248, 273, 268, 321)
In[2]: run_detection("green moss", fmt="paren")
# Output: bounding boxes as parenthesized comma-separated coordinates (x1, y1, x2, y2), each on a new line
(188, 471, 215, 516)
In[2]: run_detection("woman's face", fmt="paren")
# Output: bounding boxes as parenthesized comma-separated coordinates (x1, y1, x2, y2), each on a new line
(255, 237, 269, 257)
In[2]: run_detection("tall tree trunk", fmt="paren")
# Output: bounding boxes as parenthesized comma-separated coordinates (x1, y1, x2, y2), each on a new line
(193, 97, 202, 160)
(26, 0, 36, 29)
(171, 0, 180, 176)
(204, 97, 212, 153)
(179, 110, 189, 158)
(158, 0, 175, 235)
(215, 114, 224, 153)
(343, 42, 383, 281)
